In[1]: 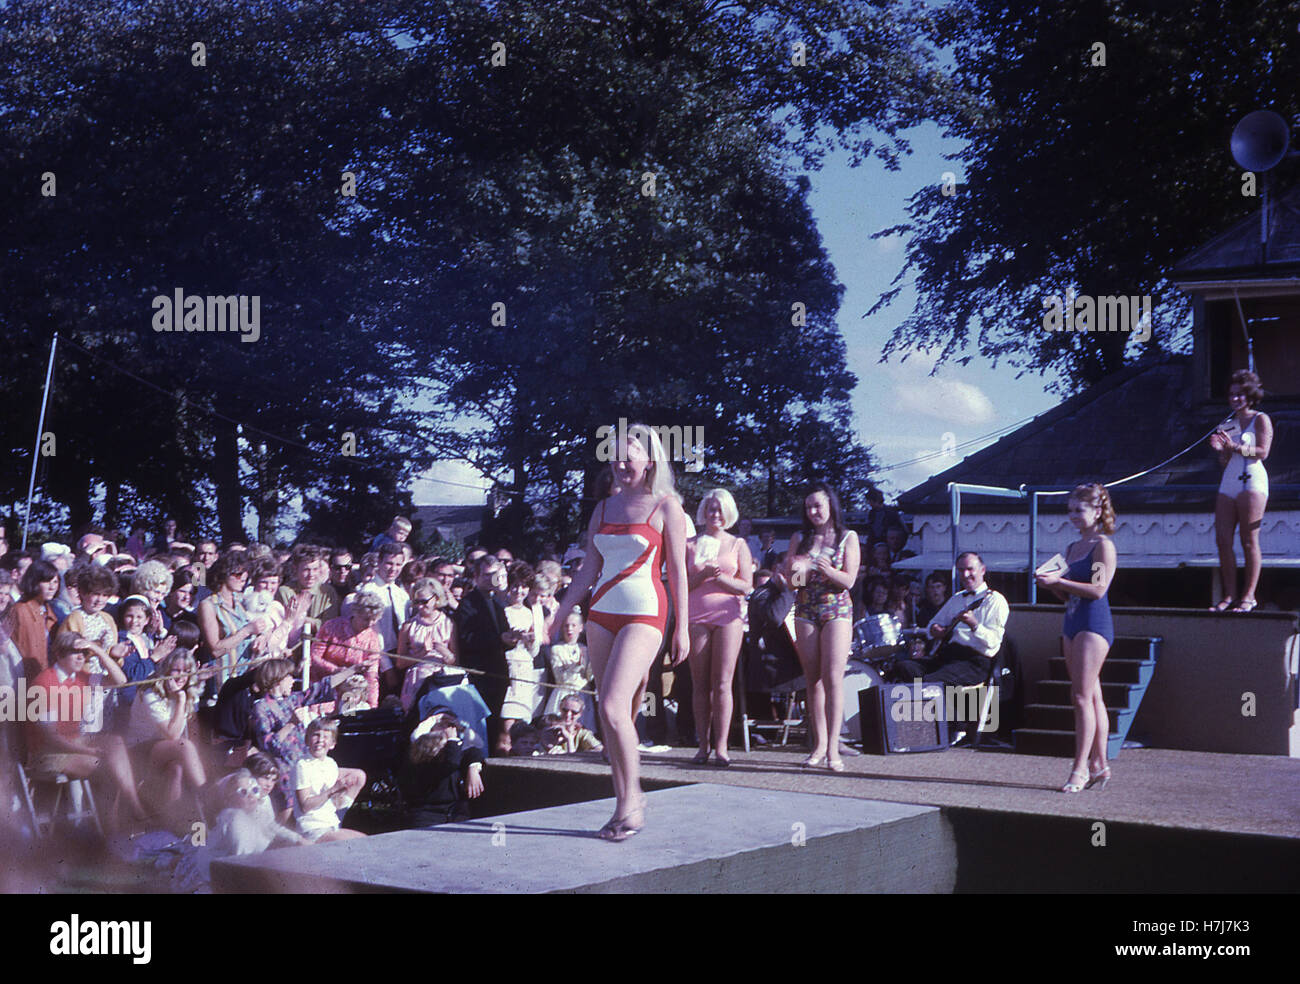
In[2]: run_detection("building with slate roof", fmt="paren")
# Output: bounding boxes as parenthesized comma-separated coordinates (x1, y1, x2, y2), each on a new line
(894, 186, 1300, 610)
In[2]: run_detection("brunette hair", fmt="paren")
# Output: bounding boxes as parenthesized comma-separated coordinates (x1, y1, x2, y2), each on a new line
(208, 552, 250, 587)
(255, 658, 295, 693)
(76, 564, 118, 596)
(1069, 483, 1116, 534)
(1229, 369, 1264, 408)
(795, 481, 846, 556)
(19, 560, 60, 600)
(506, 560, 535, 591)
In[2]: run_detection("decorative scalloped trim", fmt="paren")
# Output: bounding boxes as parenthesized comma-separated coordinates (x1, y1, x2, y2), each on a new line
(912, 512, 1300, 540)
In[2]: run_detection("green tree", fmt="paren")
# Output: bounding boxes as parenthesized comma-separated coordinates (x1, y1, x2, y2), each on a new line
(383, 0, 957, 546)
(0, 0, 432, 542)
(875, 0, 1300, 393)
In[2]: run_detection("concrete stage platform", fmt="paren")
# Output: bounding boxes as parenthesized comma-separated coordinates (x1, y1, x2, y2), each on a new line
(516, 744, 1300, 839)
(212, 783, 956, 893)
(212, 746, 1300, 893)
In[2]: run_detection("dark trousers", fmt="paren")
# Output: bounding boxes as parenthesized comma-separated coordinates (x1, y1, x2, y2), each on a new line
(891, 641, 989, 687)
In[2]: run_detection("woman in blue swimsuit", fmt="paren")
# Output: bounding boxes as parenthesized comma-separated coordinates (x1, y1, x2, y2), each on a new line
(1036, 483, 1117, 793)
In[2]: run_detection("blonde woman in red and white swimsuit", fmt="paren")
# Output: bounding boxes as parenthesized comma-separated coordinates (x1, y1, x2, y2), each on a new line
(555, 423, 689, 841)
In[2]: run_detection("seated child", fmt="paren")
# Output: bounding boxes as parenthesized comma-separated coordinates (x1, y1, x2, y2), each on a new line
(508, 722, 543, 757)
(243, 751, 294, 828)
(397, 722, 485, 826)
(542, 695, 605, 755)
(210, 767, 307, 856)
(292, 717, 367, 843)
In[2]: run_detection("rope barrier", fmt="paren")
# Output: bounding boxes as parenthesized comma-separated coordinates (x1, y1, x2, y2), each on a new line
(1030, 414, 1235, 496)
(81, 625, 597, 699)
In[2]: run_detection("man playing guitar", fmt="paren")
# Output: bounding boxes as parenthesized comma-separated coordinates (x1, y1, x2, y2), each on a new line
(886, 552, 1008, 686)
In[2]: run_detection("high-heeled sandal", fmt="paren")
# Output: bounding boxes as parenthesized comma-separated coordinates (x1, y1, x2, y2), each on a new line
(598, 801, 645, 842)
(826, 759, 845, 772)
(691, 749, 710, 765)
(1060, 767, 1089, 793)
(1087, 765, 1112, 790)
(801, 754, 826, 769)
(1231, 598, 1257, 613)
(1209, 598, 1235, 612)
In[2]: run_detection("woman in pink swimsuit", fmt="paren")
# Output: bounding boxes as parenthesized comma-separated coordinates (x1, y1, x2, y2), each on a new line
(555, 423, 689, 841)
(686, 489, 753, 767)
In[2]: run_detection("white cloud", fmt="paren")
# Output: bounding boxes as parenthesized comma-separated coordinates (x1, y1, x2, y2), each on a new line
(411, 461, 491, 506)
(894, 377, 995, 425)
(875, 233, 906, 254)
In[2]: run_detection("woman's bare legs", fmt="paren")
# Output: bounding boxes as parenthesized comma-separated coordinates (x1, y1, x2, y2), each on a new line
(709, 622, 744, 760)
(588, 622, 661, 832)
(820, 619, 852, 767)
(1236, 490, 1267, 604)
(793, 619, 826, 762)
(1064, 632, 1110, 780)
(1213, 493, 1239, 605)
(688, 624, 714, 757)
(90, 735, 148, 821)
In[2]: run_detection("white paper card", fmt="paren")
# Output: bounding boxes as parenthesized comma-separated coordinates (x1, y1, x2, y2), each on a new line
(1036, 553, 1068, 577)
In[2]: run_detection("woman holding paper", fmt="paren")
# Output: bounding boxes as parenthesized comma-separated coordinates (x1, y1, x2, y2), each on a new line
(1208, 370, 1272, 613)
(685, 489, 753, 766)
(1035, 483, 1116, 793)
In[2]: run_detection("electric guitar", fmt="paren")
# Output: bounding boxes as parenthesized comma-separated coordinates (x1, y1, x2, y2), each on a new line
(925, 591, 989, 659)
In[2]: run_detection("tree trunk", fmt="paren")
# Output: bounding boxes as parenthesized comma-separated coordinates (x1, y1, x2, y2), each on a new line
(69, 476, 96, 535)
(214, 423, 246, 543)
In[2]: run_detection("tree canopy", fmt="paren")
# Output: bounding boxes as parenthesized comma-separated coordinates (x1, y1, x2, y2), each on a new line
(874, 0, 1300, 394)
(2, 0, 963, 548)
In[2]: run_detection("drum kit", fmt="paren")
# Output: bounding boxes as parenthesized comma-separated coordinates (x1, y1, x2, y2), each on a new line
(841, 614, 928, 741)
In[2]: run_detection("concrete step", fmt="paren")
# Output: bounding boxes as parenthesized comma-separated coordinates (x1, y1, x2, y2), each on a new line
(1013, 728, 1124, 759)
(1110, 635, 1161, 661)
(1022, 703, 1131, 732)
(1035, 679, 1137, 708)
(212, 784, 957, 894)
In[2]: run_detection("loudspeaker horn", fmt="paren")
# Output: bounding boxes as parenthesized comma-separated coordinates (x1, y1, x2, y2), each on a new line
(1231, 110, 1291, 172)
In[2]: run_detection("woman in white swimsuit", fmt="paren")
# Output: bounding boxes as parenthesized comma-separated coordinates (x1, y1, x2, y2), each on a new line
(1209, 370, 1272, 613)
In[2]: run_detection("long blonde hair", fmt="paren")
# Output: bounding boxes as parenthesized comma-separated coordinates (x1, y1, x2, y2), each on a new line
(625, 421, 678, 503)
(149, 650, 202, 705)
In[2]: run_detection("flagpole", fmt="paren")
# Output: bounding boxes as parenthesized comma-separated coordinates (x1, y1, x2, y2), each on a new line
(22, 331, 59, 550)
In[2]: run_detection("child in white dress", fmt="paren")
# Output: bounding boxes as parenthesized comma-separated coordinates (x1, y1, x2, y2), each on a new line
(542, 609, 595, 730)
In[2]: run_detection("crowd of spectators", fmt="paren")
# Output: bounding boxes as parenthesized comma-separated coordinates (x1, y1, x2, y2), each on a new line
(0, 491, 937, 866)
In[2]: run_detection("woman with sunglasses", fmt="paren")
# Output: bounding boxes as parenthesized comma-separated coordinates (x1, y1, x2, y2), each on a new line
(397, 577, 458, 713)
(196, 552, 270, 692)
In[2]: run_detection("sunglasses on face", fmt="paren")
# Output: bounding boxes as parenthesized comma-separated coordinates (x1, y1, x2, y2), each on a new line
(414, 596, 436, 606)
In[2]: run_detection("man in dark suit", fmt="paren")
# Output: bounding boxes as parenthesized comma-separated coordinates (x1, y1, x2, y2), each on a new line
(453, 555, 510, 753)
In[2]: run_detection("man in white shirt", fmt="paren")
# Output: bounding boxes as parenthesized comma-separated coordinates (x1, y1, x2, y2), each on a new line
(888, 552, 1008, 686)
(343, 542, 408, 692)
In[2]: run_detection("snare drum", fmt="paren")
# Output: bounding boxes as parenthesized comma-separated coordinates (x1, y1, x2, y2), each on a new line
(855, 613, 903, 660)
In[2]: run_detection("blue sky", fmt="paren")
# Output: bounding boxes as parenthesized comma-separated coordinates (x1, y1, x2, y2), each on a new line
(807, 123, 1061, 497)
